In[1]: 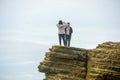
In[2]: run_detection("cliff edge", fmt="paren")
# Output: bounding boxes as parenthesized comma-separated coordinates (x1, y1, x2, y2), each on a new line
(38, 42, 120, 80)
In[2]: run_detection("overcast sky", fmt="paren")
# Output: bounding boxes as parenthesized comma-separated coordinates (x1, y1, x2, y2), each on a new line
(0, 0, 120, 80)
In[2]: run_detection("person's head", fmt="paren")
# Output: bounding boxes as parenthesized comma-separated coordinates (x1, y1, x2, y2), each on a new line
(67, 22, 70, 27)
(58, 20, 63, 24)
(67, 22, 70, 25)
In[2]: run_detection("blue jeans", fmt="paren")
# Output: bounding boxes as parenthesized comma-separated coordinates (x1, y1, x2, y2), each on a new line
(58, 34, 66, 46)
(66, 35, 71, 46)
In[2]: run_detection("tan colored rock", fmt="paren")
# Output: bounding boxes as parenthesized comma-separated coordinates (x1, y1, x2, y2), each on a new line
(38, 46, 87, 80)
(38, 42, 120, 80)
(86, 42, 120, 80)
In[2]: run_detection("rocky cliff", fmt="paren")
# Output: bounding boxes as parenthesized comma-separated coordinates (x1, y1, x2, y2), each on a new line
(38, 42, 120, 80)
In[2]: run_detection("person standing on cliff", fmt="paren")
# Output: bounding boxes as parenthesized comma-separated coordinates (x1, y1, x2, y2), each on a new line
(65, 22, 73, 46)
(56, 20, 66, 46)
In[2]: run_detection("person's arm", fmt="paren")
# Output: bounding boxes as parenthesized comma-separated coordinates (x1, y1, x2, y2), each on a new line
(56, 24, 63, 28)
(71, 27, 73, 33)
(63, 23, 67, 28)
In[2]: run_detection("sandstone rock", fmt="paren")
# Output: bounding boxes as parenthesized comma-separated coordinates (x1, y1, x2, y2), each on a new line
(38, 42, 120, 80)
(38, 45, 87, 80)
(86, 42, 120, 80)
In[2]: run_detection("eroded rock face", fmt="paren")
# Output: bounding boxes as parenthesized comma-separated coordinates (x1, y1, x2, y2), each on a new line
(38, 42, 120, 80)
(86, 42, 120, 80)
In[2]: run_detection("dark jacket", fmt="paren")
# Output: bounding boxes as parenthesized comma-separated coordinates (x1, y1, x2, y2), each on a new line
(65, 27, 73, 35)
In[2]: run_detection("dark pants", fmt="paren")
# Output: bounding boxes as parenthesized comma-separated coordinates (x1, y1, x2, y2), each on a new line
(58, 34, 66, 46)
(66, 35, 71, 46)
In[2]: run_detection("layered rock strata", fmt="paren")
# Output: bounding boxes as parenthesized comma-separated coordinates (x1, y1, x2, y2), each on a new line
(86, 42, 120, 80)
(38, 42, 120, 80)
(39, 46, 87, 80)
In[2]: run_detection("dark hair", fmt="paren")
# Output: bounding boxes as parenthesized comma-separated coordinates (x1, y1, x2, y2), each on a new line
(58, 20, 63, 24)
(67, 22, 70, 25)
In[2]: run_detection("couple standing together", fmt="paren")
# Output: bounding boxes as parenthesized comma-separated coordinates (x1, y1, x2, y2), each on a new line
(56, 20, 73, 46)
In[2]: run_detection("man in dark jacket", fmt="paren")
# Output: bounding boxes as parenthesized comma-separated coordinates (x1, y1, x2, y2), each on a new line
(65, 22, 73, 46)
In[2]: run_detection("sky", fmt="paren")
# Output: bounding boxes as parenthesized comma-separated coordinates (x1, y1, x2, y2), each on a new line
(0, 0, 120, 80)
